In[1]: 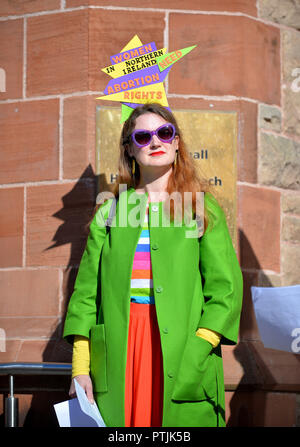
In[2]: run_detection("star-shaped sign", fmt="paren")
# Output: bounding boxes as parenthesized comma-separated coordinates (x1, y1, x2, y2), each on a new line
(96, 35, 197, 122)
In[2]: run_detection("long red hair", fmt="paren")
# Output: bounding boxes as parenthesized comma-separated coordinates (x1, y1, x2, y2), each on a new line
(90, 103, 212, 228)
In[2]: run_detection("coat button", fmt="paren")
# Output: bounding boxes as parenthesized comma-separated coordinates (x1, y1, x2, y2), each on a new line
(156, 286, 163, 293)
(163, 328, 168, 334)
(152, 205, 159, 212)
(168, 372, 174, 378)
(152, 243, 158, 250)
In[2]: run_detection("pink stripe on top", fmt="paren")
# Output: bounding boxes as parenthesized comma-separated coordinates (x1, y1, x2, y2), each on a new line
(130, 204, 154, 305)
(132, 259, 152, 270)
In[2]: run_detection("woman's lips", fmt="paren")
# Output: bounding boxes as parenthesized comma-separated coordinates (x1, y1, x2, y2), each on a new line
(149, 151, 165, 156)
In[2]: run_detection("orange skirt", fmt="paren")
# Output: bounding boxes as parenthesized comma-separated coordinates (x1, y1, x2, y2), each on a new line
(125, 302, 164, 427)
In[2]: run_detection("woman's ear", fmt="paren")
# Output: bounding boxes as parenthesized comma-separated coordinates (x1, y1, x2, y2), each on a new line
(174, 135, 179, 151)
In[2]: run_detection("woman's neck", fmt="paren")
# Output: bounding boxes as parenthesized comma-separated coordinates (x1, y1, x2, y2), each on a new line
(136, 166, 172, 201)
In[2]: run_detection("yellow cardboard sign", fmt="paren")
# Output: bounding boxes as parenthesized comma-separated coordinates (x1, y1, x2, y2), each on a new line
(120, 35, 143, 53)
(102, 48, 167, 78)
(96, 82, 168, 106)
(97, 35, 197, 122)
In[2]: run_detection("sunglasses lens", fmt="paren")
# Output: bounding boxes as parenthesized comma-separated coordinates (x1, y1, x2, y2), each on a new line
(157, 125, 175, 141)
(134, 131, 151, 146)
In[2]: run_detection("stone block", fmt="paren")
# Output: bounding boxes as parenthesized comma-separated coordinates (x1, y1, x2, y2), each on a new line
(0, 0, 60, 16)
(282, 215, 300, 242)
(258, 132, 300, 190)
(263, 393, 298, 427)
(282, 191, 300, 215)
(258, 0, 300, 29)
(169, 14, 280, 104)
(16, 339, 72, 363)
(223, 342, 266, 389)
(248, 340, 300, 390)
(0, 99, 59, 183)
(282, 30, 300, 138)
(63, 95, 97, 179)
(259, 104, 281, 132)
(282, 243, 300, 285)
(238, 185, 281, 272)
(61, 266, 79, 318)
(26, 182, 96, 267)
(16, 340, 52, 362)
(27, 10, 89, 96)
(67, 0, 257, 15)
(258, 271, 282, 287)
(89, 9, 165, 91)
(0, 340, 21, 362)
(222, 345, 246, 387)
(0, 19, 23, 99)
(0, 188, 23, 267)
(239, 270, 261, 341)
(0, 317, 59, 340)
(226, 389, 298, 427)
(238, 101, 258, 183)
(0, 269, 60, 317)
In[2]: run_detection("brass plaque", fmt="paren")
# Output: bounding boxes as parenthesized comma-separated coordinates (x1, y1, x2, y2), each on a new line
(96, 106, 237, 245)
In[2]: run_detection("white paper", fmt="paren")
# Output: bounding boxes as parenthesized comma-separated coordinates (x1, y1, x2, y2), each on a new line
(54, 379, 106, 427)
(251, 285, 300, 353)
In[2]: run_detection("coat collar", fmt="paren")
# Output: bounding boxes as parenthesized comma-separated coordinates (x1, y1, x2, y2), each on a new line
(120, 186, 199, 235)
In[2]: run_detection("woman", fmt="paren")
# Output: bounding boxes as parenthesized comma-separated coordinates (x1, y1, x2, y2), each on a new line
(63, 103, 243, 427)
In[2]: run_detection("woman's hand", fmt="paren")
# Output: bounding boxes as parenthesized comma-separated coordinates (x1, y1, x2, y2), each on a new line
(69, 374, 94, 404)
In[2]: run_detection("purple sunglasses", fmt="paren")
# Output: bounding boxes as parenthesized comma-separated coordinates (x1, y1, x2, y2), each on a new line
(131, 123, 176, 148)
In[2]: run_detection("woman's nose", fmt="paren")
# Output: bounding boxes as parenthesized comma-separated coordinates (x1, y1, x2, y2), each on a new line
(150, 133, 161, 147)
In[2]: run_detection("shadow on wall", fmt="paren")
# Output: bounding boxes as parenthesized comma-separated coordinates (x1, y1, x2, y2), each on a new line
(22, 166, 112, 427)
(227, 229, 269, 426)
(227, 229, 300, 427)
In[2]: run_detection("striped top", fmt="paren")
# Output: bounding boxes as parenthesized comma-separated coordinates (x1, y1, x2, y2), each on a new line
(130, 203, 155, 305)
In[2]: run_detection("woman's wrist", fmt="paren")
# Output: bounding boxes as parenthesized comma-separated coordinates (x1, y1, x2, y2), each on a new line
(72, 335, 91, 378)
(196, 327, 221, 348)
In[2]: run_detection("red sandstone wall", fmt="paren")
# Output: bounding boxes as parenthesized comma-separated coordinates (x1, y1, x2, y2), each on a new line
(0, 0, 299, 427)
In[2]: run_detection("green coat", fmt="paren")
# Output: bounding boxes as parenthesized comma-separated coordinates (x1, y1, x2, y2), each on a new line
(63, 187, 243, 427)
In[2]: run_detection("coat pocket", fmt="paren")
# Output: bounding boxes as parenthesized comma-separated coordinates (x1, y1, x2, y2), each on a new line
(171, 334, 217, 402)
(90, 324, 108, 393)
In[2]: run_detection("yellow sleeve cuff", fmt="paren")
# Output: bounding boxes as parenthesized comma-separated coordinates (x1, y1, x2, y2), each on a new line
(72, 335, 90, 379)
(71, 330, 220, 379)
(196, 327, 221, 348)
